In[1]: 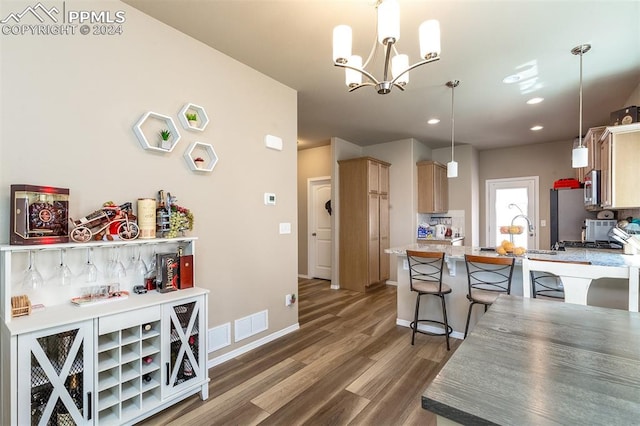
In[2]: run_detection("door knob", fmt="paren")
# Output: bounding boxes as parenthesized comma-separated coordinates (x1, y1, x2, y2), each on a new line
(312, 233, 317, 236)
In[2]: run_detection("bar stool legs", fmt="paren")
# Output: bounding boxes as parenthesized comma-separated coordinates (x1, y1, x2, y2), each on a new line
(411, 292, 451, 350)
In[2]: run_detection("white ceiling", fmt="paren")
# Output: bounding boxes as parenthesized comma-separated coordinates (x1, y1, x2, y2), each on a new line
(123, 0, 640, 151)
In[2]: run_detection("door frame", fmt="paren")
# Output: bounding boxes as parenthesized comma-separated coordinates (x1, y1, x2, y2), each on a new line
(485, 176, 539, 248)
(307, 176, 332, 280)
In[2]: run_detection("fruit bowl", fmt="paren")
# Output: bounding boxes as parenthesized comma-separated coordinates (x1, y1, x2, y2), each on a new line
(500, 225, 524, 235)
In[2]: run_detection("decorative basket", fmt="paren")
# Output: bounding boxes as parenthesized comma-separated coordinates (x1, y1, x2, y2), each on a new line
(11, 295, 31, 318)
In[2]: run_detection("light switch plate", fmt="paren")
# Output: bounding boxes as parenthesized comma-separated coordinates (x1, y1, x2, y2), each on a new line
(265, 134, 283, 151)
(279, 223, 291, 234)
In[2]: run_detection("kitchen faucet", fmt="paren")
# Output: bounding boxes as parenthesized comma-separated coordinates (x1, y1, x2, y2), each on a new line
(508, 204, 535, 237)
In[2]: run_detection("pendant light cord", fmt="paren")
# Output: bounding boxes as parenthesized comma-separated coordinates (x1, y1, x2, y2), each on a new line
(579, 48, 583, 149)
(451, 83, 455, 161)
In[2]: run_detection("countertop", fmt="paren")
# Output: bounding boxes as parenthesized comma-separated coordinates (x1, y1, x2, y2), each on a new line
(386, 243, 640, 268)
(422, 295, 640, 425)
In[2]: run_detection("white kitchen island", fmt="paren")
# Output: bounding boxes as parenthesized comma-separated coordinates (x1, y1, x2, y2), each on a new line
(386, 244, 640, 338)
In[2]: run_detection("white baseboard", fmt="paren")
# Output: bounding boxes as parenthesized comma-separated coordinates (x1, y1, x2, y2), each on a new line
(330, 283, 340, 290)
(207, 323, 300, 368)
(385, 280, 397, 287)
(396, 318, 464, 340)
(298, 274, 311, 279)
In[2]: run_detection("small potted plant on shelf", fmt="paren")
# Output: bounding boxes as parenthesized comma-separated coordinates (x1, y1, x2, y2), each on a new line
(159, 129, 172, 150)
(185, 112, 198, 126)
(193, 157, 205, 169)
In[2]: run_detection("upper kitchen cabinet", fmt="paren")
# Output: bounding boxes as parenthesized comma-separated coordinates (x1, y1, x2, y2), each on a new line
(417, 160, 448, 213)
(338, 157, 391, 292)
(600, 123, 640, 209)
(585, 126, 607, 173)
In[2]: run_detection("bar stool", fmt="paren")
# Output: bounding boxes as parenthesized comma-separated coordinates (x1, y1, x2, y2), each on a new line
(464, 254, 515, 338)
(528, 258, 591, 299)
(406, 250, 452, 350)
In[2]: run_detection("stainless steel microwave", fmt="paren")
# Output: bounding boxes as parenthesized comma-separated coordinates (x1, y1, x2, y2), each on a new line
(584, 170, 600, 208)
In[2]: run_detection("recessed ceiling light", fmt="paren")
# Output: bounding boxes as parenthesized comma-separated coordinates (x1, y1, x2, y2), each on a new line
(527, 97, 544, 105)
(531, 125, 543, 131)
(503, 74, 522, 84)
(427, 118, 440, 124)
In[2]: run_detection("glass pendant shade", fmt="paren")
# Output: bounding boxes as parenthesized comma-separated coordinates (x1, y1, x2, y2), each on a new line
(377, 0, 400, 45)
(333, 25, 352, 64)
(346, 55, 363, 87)
(447, 161, 458, 178)
(391, 54, 409, 85)
(572, 145, 588, 168)
(419, 20, 441, 59)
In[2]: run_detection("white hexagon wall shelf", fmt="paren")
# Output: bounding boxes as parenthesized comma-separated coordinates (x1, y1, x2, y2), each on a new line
(184, 141, 218, 172)
(133, 111, 181, 153)
(178, 103, 210, 132)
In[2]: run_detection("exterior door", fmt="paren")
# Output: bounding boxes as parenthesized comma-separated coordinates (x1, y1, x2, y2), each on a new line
(308, 178, 332, 280)
(487, 177, 539, 249)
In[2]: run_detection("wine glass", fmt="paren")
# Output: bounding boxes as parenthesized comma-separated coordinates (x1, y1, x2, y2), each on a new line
(80, 248, 98, 283)
(106, 246, 126, 283)
(23, 250, 44, 290)
(51, 248, 73, 286)
(129, 245, 148, 277)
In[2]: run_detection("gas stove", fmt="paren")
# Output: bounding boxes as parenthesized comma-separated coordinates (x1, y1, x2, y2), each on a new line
(554, 240, 623, 250)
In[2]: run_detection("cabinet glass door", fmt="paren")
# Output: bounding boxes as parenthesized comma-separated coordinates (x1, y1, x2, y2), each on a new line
(165, 299, 203, 393)
(18, 321, 92, 426)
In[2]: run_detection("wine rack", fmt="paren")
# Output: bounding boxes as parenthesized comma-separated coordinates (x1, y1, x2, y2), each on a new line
(164, 297, 205, 396)
(17, 321, 93, 425)
(96, 307, 161, 425)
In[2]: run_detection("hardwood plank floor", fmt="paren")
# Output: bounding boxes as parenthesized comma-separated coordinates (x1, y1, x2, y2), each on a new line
(138, 278, 461, 425)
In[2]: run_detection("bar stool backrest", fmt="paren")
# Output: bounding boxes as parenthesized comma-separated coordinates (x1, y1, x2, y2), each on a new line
(406, 250, 445, 293)
(464, 254, 515, 295)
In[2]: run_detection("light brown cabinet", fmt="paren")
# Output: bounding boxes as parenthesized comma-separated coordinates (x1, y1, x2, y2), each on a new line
(417, 160, 448, 213)
(338, 157, 391, 292)
(599, 124, 640, 209)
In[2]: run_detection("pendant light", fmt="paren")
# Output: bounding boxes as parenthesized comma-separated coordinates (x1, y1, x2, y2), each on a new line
(446, 80, 460, 178)
(571, 44, 591, 168)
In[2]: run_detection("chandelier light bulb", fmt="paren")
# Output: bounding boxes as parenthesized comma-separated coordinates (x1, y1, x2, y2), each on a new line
(346, 55, 363, 87)
(447, 161, 458, 178)
(377, 0, 400, 45)
(332, 25, 352, 64)
(419, 20, 441, 59)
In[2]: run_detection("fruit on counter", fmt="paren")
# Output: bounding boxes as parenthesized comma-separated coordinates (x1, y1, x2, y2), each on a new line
(496, 240, 526, 256)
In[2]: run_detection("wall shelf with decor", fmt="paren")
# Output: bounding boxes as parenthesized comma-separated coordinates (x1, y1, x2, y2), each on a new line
(133, 112, 181, 153)
(183, 142, 218, 173)
(178, 103, 209, 132)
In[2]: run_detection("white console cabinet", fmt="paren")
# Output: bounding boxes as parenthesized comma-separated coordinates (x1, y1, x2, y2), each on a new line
(0, 238, 209, 426)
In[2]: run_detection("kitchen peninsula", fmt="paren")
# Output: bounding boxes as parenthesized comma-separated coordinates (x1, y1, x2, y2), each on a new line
(386, 244, 640, 336)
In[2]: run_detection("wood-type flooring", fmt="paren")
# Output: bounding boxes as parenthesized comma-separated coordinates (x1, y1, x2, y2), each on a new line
(138, 278, 461, 425)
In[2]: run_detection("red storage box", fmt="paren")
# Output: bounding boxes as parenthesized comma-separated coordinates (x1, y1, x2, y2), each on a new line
(553, 178, 581, 189)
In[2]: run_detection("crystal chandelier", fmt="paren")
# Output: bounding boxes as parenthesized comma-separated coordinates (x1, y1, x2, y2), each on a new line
(332, 0, 441, 94)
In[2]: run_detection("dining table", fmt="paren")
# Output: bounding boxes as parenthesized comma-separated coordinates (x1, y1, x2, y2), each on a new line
(422, 295, 640, 425)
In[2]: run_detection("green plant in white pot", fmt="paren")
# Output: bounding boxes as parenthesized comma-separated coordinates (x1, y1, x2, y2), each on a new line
(185, 112, 198, 127)
(159, 129, 172, 150)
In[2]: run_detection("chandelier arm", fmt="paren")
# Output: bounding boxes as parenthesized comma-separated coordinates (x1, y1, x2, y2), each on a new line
(389, 55, 441, 86)
(382, 41, 394, 82)
(392, 83, 406, 91)
(348, 82, 377, 92)
(334, 62, 381, 85)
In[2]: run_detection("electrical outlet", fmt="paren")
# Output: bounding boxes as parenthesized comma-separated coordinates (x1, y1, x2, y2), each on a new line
(285, 293, 296, 306)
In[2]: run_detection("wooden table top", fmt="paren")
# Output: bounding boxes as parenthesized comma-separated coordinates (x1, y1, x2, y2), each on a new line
(422, 295, 640, 425)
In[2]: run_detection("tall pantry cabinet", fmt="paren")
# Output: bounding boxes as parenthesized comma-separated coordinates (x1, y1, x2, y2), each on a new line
(338, 157, 391, 292)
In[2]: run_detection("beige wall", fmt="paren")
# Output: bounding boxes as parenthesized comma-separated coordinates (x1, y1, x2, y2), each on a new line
(624, 82, 640, 106)
(478, 140, 575, 248)
(0, 1, 298, 359)
(297, 145, 332, 276)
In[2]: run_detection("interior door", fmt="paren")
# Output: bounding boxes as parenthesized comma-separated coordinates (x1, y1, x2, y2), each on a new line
(487, 177, 539, 249)
(309, 179, 332, 280)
